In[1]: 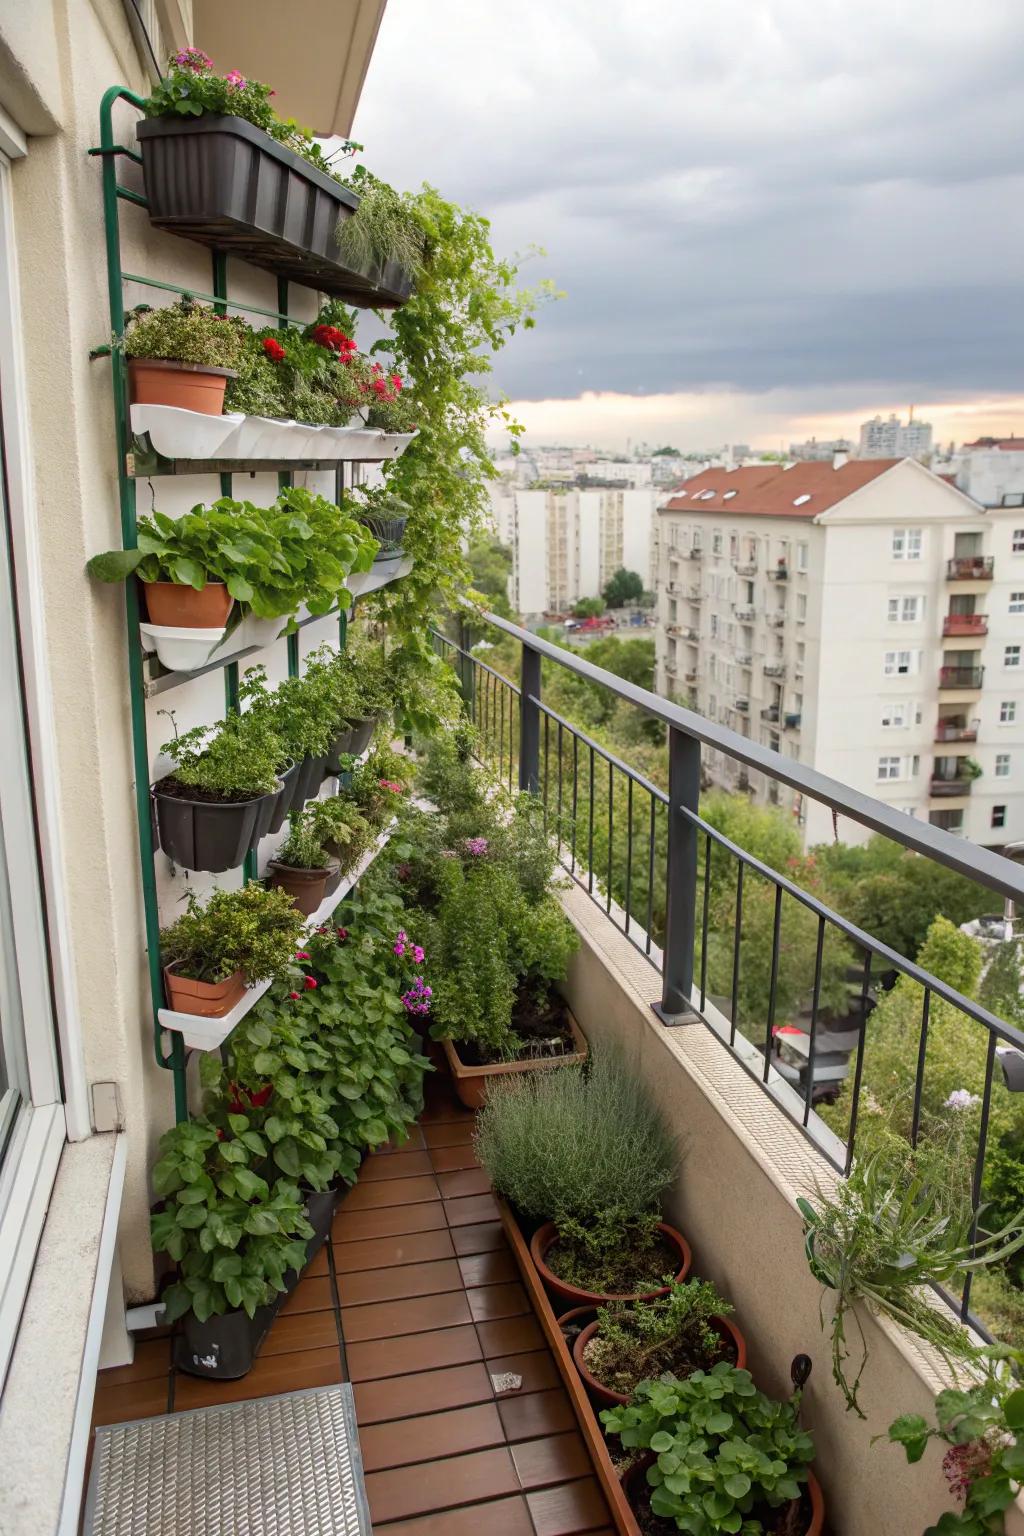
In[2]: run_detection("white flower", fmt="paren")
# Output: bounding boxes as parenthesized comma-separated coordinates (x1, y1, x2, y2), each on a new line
(945, 1089, 981, 1111)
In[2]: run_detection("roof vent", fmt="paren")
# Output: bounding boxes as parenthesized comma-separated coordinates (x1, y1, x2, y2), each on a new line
(793, 494, 812, 507)
(832, 451, 849, 470)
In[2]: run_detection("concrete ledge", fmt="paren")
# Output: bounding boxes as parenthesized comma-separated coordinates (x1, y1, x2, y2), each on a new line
(559, 882, 1024, 1536)
(0, 1131, 125, 1536)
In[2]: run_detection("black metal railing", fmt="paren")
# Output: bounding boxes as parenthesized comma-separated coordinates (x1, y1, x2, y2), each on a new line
(433, 610, 1024, 1337)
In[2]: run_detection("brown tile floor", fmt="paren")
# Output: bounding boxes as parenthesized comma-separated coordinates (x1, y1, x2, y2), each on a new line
(90, 1074, 613, 1535)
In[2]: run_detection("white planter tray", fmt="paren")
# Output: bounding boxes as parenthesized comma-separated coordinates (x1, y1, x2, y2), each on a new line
(140, 614, 285, 672)
(157, 821, 397, 1050)
(130, 403, 416, 464)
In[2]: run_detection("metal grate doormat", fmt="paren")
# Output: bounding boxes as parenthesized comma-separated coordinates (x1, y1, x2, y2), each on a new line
(85, 1384, 372, 1536)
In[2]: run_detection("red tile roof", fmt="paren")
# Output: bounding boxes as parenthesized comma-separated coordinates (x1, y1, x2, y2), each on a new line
(963, 437, 1024, 451)
(659, 459, 901, 518)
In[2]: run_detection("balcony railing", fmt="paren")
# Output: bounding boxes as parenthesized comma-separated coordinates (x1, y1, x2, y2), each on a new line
(734, 561, 757, 576)
(766, 612, 786, 628)
(684, 669, 698, 684)
(686, 586, 703, 602)
(763, 662, 786, 678)
(734, 697, 750, 712)
(939, 665, 985, 689)
(943, 613, 988, 637)
(767, 566, 789, 582)
(935, 722, 977, 743)
(783, 711, 802, 729)
(930, 775, 973, 797)
(760, 704, 780, 722)
(689, 547, 704, 560)
(946, 555, 994, 580)
(734, 605, 756, 621)
(436, 608, 1024, 1342)
(736, 652, 753, 667)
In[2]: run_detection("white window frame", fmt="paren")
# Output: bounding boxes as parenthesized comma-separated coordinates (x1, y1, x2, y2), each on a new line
(892, 527, 922, 560)
(1013, 529, 1024, 555)
(1011, 592, 1024, 615)
(881, 701, 908, 728)
(877, 755, 903, 781)
(999, 701, 1017, 724)
(995, 754, 1011, 778)
(883, 649, 916, 676)
(1005, 645, 1022, 669)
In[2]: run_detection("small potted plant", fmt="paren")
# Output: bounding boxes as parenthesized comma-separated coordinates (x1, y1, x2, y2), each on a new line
(153, 710, 286, 873)
(88, 507, 244, 632)
(573, 1277, 745, 1408)
(123, 296, 243, 414)
(240, 664, 340, 811)
(304, 798, 375, 876)
(603, 1366, 823, 1535)
(160, 883, 305, 1017)
(267, 815, 335, 916)
(475, 1046, 690, 1306)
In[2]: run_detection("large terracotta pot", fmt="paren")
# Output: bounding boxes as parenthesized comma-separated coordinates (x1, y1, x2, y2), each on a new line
(441, 1008, 588, 1112)
(144, 580, 233, 628)
(163, 961, 246, 1018)
(128, 357, 236, 414)
(622, 1457, 824, 1536)
(530, 1220, 691, 1308)
(573, 1314, 747, 1408)
(267, 859, 333, 916)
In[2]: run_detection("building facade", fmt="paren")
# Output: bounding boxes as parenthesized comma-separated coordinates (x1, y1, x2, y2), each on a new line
(655, 457, 1024, 848)
(859, 412, 934, 460)
(491, 484, 656, 615)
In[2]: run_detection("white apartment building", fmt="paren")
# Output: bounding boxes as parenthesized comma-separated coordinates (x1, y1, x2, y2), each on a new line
(859, 412, 934, 460)
(655, 457, 1024, 849)
(788, 436, 855, 462)
(490, 485, 656, 615)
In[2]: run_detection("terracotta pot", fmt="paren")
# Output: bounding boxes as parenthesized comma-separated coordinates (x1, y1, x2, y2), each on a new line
(267, 860, 332, 916)
(573, 1313, 746, 1408)
(530, 1220, 691, 1308)
(622, 1456, 824, 1536)
(128, 357, 236, 415)
(163, 961, 247, 1018)
(442, 1008, 588, 1112)
(144, 580, 233, 628)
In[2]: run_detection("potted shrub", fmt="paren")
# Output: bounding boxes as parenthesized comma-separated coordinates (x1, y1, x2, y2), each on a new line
(475, 1047, 689, 1306)
(267, 815, 335, 916)
(160, 883, 305, 1017)
(240, 664, 340, 811)
(153, 709, 285, 873)
(136, 52, 413, 306)
(604, 1367, 823, 1536)
(304, 798, 375, 875)
(573, 1277, 745, 1409)
(88, 507, 247, 632)
(150, 1117, 314, 1379)
(122, 296, 242, 414)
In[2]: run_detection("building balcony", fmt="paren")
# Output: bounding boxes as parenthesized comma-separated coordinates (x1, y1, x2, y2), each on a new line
(760, 704, 780, 722)
(766, 612, 786, 628)
(734, 605, 756, 622)
(684, 669, 698, 684)
(686, 586, 703, 602)
(930, 775, 974, 797)
(734, 560, 758, 576)
(935, 721, 977, 743)
(946, 555, 994, 580)
(689, 547, 704, 561)
(783, 710, 802, 729)
(763, 662, 786, 678)
(735, 696, 750, 712)
(939, 665, 984, 690)
(736, 652, 753, 667)
(767, 566, 789, 582)
(942, 613, 988, 637)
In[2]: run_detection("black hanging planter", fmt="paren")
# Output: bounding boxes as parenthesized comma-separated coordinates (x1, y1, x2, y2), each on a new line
(288, 751, 331, 812)
(152, 778, 282, 873)
(345, 716, 378, 757)
(325, 724, 358, 775)
(266, 760, 299, 836)
(135, 115, 414, 307)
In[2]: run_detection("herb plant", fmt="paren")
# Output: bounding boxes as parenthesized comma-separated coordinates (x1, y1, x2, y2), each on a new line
(123, 296, 243, 368)
(584, 1278, 734, 1398)
(475, 1047, 679, 1295)
(160, 884, 305, 985)
(798, 1137, 1024, 1417)
(275, 816, 331, 872)
(160, 709, 284, 798)
(603, 1367, 816, 1535)
(240, 665, 339, 760)
(337, 166, 427, 273)
(304, 798, 374, 873)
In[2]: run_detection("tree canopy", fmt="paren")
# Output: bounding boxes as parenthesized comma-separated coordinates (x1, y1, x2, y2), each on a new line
(602, 568, 645, 608)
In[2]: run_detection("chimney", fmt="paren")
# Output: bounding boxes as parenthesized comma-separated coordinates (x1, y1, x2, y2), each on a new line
(832, 450, 849, 470)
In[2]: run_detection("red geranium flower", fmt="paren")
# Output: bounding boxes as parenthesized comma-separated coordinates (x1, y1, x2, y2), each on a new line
(263, 337, 286, 362)
(304, 975, 318, 990)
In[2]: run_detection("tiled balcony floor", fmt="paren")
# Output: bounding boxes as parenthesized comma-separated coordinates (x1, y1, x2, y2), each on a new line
(91, 1076, 614, 1535)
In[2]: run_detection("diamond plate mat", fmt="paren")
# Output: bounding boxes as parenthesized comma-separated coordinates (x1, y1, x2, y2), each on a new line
(84, 1384, 371, 1536)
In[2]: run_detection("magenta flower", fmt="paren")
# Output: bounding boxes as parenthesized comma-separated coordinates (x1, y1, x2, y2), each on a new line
(412, 945, 425, 964)
(174, 47, 212, 71)
(393, 929, 408, 957)
(401, 976, 432, 1015)
(295, 950, 310, 961)
(464, 837, 489, 857)
(225, 69, 247, 88)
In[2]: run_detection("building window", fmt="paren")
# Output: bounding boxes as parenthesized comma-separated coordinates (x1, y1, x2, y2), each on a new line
(888, 595, 923, 622)
(1011, 592, 1024, 614)
(710, 614, 719, 639)
(796, 593, 807, 621)
(796, 542, 808, 571)
(1013, 529, 1024, 554)
(993, 805, 1007, 830)
(1003, 494, 1024, 508)
(1006, 645, 1021, 668)
(693, 528, 702, 550)
(1000, 701, 1017, 724)
(877, 756, 902, 781)
(712, 531, 723, 555)
(881, 702, 907, 727)
(892, 527, 923, 560)
(729, 533, 738, 559)
(996, 754, 1011, 777)
(883, 649, 915, 675)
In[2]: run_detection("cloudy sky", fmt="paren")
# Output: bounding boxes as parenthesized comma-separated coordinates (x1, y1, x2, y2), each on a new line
(353, 2, 1024, 450)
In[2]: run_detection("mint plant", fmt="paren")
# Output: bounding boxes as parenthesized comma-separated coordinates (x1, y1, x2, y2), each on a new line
(160, 883, 305, 985)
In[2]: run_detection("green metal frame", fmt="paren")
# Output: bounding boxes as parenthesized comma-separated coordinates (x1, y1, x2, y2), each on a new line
(94, 86, 354, 1123)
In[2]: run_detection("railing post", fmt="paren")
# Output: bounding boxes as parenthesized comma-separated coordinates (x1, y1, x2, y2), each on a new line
(654, 724, 702, 1023)
(457, 616, 475, 714)
(519, 642, 542, 793)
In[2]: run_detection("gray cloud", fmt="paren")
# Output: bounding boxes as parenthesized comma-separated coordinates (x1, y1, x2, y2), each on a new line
(352, 1, 1024, 410)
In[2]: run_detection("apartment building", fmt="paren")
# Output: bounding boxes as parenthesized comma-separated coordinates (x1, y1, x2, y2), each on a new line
(655, 456, 1024, 847)
(859, 412, 934, 459)
(491, 485, 655, 615)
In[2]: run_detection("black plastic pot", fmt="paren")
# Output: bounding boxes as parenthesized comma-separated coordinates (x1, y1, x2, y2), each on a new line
(302, 1189, 338, 1266)
(266, 760, 299, 836)
(136, 114, 414, 306)
(346, 716, 378, 757)
(153, 779, 282, 873)
(288, 751, 331, 812)
(325, 724, 358, 776)
(174, 1294, 279, 1380)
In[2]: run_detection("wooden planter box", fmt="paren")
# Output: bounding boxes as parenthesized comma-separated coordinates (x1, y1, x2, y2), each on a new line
(136, 114, 413, 307)
(442, 1009, 589, 1111)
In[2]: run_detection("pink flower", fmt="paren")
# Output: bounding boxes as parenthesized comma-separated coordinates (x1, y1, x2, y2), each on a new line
(464, 837, 489, 857)
(288, 991, 300, 1000)
(412, 945, 425, 963)
(304, 976, 318, 990)
(295, 950, 310, 961)
(225, 69, 247, 88)
(174, 47, 212, 71)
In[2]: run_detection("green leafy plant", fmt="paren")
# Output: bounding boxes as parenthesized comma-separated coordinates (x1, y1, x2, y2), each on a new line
(150, 1117, 313, 1322)
(275, 815, 331, 872)
(304, 798, 375, 874)
(336, 166, 427, 273)
(122, 296, 243, 368)
(159, 707, 283, 798)
(584, 1278, 735, 1399)
(240, 664, 339, 761)
(475, 1047, 679, 1295)
(603, 1367, 816, 1535)
(144, 50, 356, 183)
(886, 1345, 1024, 1535)
(798, 1134, 1024, 1417)
(160, 883, 305, 985)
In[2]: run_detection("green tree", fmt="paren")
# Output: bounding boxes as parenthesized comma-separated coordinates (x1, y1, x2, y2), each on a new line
(571, 596, 605, 619)
(467, 536, 513, 618)
(602, 568, 645, 608)
(652, 446, 681, 457)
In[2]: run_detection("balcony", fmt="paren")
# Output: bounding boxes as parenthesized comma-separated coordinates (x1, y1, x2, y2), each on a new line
(930, 775, 973, 797)
(689, 547, 704, 561)
(760, 704, 780, 722)
(763, 661, 786, 678)
(766, 612, 786, 628)
(784, 710, 802, 729)
(734, 604, 756, 622)
(734, 696, 750, 712)
(942, 613, 988, 637)
(935, 721, 977, 743)
(686, 586, 703, 602)
(736, 651, 753, 667)
(684, 668, 698, 684)
(939, 665, 984, 689)
(946, 555, 993, 579)
(767, 566, 789, 582)
(734, 560, 757, 576)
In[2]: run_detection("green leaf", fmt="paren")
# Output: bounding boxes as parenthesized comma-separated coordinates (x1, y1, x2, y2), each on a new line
(1004, 1389, 1024, 1430)
(87, 549, 143, 583)
(887, 1414, 930, 1463)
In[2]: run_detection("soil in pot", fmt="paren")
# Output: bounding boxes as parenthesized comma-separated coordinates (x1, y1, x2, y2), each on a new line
(144, 580, 233, 628)
(163, 961, 246, 1018)
(267, 860, 332, 916)
(533, 1219, 691, 1306)
(457, 989, 578, 1068)
(576, 1308, 741, 1406)
(128, 357, 236, 415)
